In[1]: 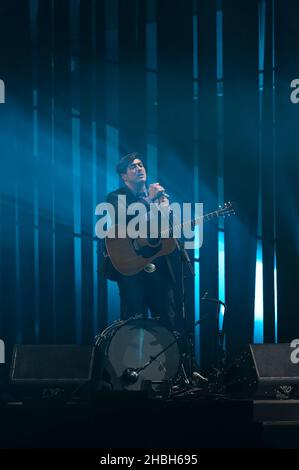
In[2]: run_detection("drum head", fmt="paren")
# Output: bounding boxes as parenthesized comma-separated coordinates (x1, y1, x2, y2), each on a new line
(102, 318, 180, 391)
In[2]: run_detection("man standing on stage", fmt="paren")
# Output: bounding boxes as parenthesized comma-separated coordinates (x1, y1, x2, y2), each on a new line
(104, 152, 178, 331)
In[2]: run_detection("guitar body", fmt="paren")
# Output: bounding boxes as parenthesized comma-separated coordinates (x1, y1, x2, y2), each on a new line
(105, 225, 177, 276)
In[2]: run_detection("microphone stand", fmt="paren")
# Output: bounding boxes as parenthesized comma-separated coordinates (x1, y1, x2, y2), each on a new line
(164, 200, 195, 319)
(173, 238, 196, 383)
(174, 238, 194, 319)
(165, 201, 195, 381)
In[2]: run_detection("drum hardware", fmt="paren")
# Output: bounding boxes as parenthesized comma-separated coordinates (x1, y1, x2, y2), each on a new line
(192, 371, 208, 383)
(120, 331, 180, 387)
(118, 324, 201, 391)
(125, 304, 225, 396)
(179, 361, 191, 387)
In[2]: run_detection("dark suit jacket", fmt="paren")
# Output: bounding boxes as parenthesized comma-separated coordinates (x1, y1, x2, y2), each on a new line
(104, 185, 177, 283)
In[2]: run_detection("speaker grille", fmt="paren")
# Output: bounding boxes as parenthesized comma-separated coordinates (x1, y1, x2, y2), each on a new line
(11, 345, 94, 384)
(251, 344, 299, 379)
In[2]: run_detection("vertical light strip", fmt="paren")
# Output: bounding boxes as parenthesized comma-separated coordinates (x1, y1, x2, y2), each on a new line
(30, 0, 40, 342)
(106, 125, 120, 324)
(33, 89, 40, 341)
(192, 13, 199, 83)
(70, 0, 82, 344)
(105, 0, 120, 325)
(254, 0, 266, 343)
(147, 141, 157, 182)
(216, 2, 225, 332)
(15, 189, 21, 343)
(274, 249, 278, 342)
(105, 129, 119, 189)
(258, 0, 266, 90)
(254, 240, 264, 343)
(146, 0, 158, 181)
(272, 0, 278, 341)
(216, 7, 223, 83)
(92, 120, 99, 336)
(51, 0, 56, 340)
(218, 231, 225, 329)
(30, 0, 40, 341)
(91, 1, 98, 337)
(193, 3, 200, 364)
(72, 115, 82, 343)
(254, 203, 264, 344)
(194, 162, 200, 364)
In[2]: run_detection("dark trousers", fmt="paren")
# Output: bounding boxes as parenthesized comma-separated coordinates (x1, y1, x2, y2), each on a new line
(116, 266, 177, 331)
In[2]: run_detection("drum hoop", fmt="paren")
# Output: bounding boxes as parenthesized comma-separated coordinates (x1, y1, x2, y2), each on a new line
(95, 315, 149, 350)
(95, 315, 179, 360)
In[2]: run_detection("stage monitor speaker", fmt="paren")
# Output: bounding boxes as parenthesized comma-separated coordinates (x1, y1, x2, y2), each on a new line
(223, 343, 299, 399)
(10, 344, 95, 391)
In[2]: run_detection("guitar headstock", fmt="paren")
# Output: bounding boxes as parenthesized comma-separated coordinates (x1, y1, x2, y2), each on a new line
(218, 201, 235, 217)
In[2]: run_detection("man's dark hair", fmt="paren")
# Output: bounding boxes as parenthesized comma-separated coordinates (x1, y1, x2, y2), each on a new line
(116, 152, 142, 175)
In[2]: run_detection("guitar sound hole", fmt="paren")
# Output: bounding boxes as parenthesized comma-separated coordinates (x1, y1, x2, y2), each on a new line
(147, 237, 161, 247)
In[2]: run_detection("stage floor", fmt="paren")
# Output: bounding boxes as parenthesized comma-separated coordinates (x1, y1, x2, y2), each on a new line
(1, 391, 299, 448)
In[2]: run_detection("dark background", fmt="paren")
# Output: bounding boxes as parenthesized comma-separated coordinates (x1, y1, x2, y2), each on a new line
(0, 0, 298, 372)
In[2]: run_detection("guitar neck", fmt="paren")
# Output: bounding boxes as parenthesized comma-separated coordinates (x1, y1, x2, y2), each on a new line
(160, 209, 224, 237)
(191, 209, 222, 228)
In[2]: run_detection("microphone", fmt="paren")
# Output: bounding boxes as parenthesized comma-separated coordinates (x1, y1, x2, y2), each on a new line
(122, 368, 139, 384)
(201, 291, 227, 311)
(152, 190, 170, 202)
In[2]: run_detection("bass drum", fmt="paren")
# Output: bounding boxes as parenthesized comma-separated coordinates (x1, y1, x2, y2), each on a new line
(95, 317, 180, 391)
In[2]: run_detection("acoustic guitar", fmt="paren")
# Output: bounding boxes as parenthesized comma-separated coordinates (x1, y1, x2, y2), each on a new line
(105, 202, 235, 276)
